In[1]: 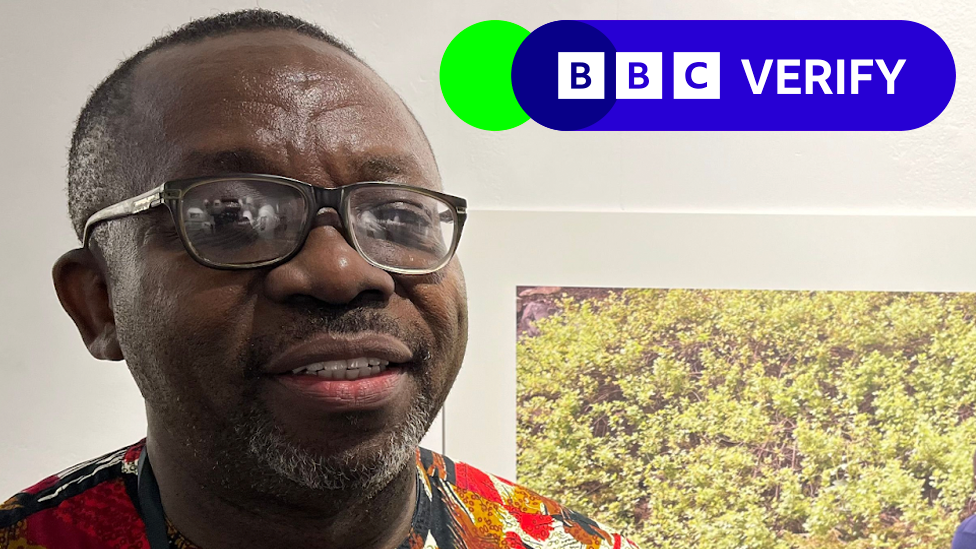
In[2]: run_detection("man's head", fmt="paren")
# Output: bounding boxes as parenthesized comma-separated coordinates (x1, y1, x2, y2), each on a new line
(53, 9, 467, 502)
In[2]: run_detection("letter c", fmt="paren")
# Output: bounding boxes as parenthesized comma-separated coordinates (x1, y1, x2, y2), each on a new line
(685, 62, 708, 90)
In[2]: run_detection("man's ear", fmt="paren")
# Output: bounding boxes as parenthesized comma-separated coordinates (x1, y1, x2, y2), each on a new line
(53, 248, 123, 361)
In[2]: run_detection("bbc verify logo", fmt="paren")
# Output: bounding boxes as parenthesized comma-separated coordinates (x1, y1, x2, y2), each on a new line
(431, 20, 959, 131)
(558, 52, 718, 99)
(557, 52, 907, 100)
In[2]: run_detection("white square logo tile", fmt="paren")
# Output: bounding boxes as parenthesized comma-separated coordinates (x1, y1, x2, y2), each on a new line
(674, 52, 720, 99)
(616, 52, 663, 99)
(558, 52, 605, 99)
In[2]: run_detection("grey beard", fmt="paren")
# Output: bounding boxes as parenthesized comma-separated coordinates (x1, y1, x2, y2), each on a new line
(234, 391, 433, 498)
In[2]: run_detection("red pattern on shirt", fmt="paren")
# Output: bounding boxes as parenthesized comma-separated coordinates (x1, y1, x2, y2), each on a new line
(454, 461, 504, 505)
(24, 479, 147, 549)
(512, 510, 554, 541)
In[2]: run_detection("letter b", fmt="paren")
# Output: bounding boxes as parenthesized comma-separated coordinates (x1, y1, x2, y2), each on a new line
(571, 62, 591, 89)
(630, 63, 648, 89)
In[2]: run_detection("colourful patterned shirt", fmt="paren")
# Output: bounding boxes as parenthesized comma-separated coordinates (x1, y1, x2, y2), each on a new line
(0, 440, 639, 549)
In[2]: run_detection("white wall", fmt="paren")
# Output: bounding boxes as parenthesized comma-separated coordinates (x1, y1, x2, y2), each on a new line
(0, 0, 973, 496)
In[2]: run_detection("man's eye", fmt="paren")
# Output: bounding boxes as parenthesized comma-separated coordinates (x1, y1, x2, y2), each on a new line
(370, 203, 432, 227)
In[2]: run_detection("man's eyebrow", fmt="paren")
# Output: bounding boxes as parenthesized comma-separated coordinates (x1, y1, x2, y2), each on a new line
(179, 149, 279, 176)
(355, 155, 424, 182)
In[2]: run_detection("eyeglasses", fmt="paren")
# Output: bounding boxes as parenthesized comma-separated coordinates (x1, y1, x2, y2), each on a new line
(82, 174, 468, 274)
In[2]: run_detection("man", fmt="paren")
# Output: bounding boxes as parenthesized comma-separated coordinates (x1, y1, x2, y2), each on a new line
(0, 9, 638, 549)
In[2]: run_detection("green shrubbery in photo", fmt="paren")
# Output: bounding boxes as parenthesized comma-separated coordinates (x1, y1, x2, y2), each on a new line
(517, 289, 976, 549)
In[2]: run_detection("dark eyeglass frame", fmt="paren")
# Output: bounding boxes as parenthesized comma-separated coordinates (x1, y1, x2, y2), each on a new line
(82, 174, 468, 275)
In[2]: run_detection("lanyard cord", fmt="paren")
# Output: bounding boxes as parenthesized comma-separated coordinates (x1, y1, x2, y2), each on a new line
(137, 450, 172, 549)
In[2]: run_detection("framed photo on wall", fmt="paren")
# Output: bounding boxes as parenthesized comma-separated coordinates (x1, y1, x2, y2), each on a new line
(446, 210, 976, 548)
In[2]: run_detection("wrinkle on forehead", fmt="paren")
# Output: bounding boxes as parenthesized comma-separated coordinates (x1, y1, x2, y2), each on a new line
(124, 30, 439, 189)
(235, 65, 375, 116)
(133, 40, 381, 132)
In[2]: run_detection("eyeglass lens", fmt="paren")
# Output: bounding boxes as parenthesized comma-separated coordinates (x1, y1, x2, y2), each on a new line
(179, 179, 456, 271)
(180, 179, 308, 266)
(347, 186, 455, 271)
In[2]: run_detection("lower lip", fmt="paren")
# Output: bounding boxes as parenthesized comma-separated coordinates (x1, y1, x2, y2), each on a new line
(269, 367, 407, 412)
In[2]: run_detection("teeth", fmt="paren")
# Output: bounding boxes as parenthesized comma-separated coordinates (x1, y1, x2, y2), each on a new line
(289, 357, 390, 380)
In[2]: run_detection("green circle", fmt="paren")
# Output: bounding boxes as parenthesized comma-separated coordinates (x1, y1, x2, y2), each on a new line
(440, 20, 530, 131)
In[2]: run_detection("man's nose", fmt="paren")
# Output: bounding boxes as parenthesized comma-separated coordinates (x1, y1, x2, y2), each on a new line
(263, 209, 395, 304)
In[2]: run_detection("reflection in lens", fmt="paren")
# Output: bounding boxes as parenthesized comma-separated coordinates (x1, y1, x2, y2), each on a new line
(181, 179, 307, 266)
(348, 187, 455, 272)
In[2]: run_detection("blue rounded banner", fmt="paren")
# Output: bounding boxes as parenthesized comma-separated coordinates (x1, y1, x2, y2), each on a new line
(509, 20, 955, 131)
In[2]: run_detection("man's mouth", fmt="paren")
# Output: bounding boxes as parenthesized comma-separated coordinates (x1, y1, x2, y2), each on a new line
(286, 357, 392, 381)
(262, 332, 414, 376)
(261, 333, 415, 413)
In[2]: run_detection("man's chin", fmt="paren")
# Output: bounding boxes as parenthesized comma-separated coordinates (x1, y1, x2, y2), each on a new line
(244, 425, 413, 495)
(229, 394, 433, 496)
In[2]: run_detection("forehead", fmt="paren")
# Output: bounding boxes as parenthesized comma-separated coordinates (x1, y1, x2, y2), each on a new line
(128, 30, 437, 187)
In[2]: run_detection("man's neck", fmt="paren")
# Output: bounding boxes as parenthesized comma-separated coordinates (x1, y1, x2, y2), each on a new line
(144, 433, 418, 549)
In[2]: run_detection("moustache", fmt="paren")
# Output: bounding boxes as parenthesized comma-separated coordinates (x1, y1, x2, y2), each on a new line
(240, 302, 432, 377)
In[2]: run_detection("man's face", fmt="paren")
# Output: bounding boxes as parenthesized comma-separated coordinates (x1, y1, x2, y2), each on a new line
(104, 31, 467, 495)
